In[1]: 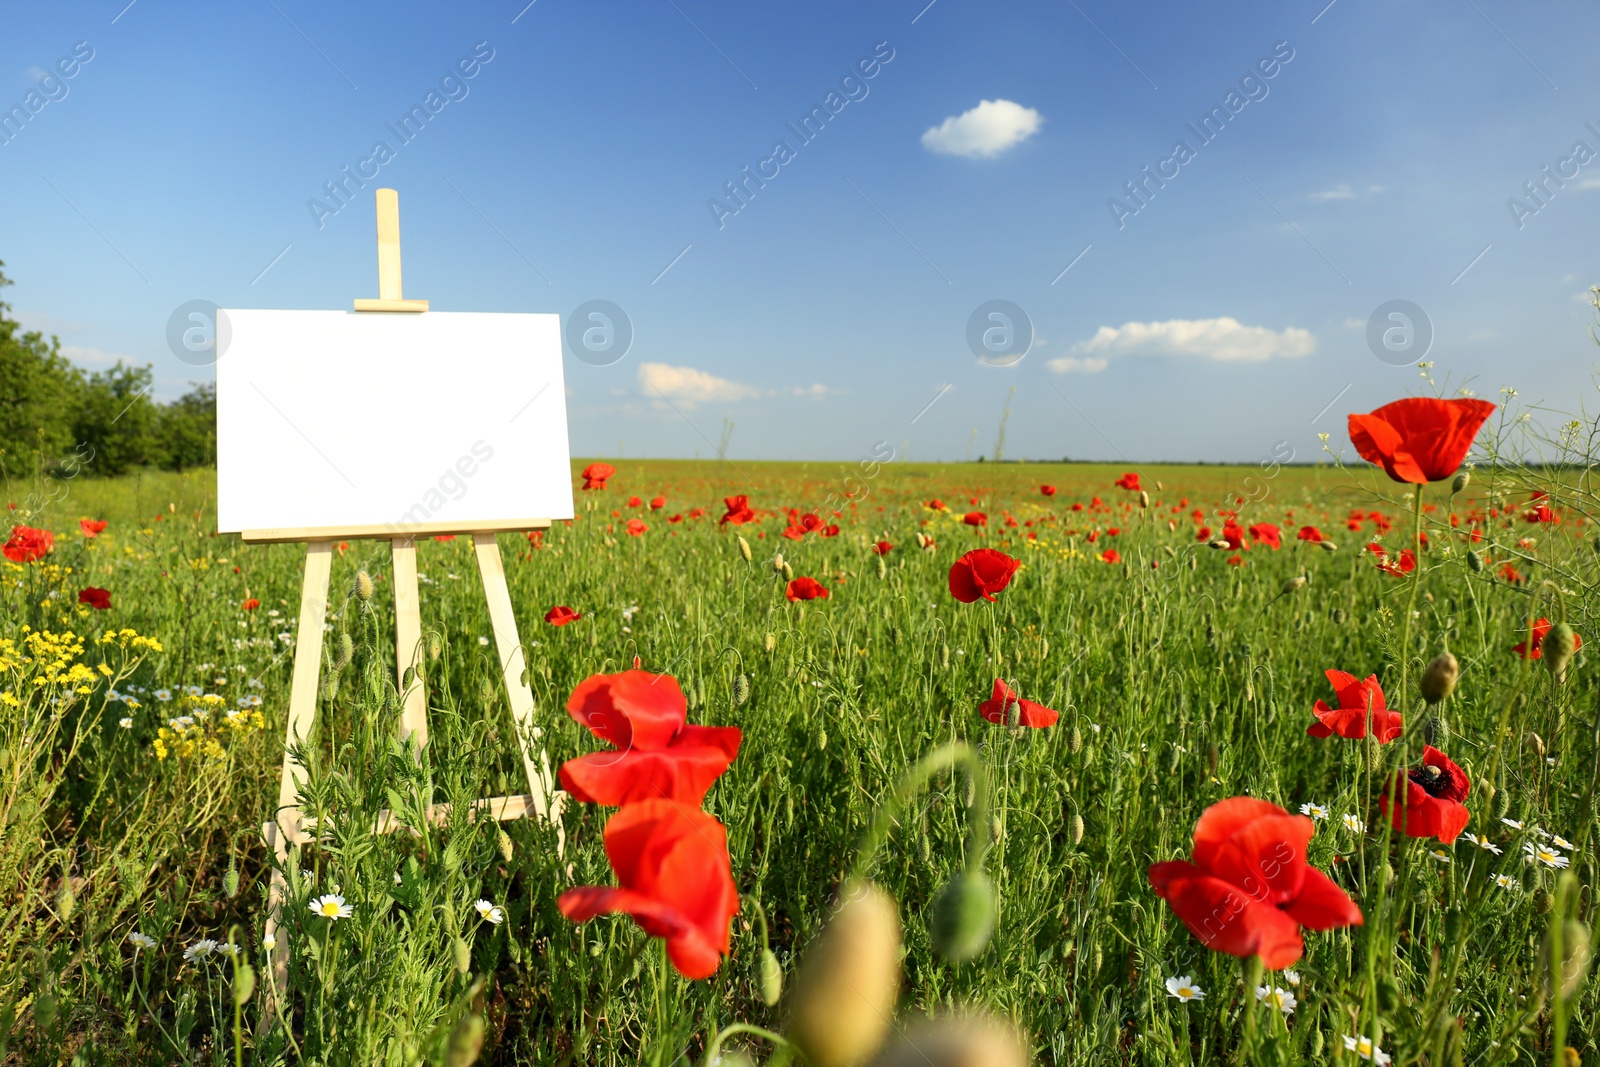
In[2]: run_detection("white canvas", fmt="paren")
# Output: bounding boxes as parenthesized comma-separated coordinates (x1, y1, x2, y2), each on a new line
(215, 309, 573, 534)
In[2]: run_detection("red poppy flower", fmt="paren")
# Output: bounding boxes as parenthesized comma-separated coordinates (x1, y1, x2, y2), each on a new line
(926, 499, 946, 511)
(978, 678, 1058, 728)
(527, 530, 545, 548)
(558, 670, 742, 806)
(819, 524, 840, 538)
(626, 518, 648, 537)
(241, 598, 260, 611)
(544, 605, 581, 626)
(1248, 523, 1282, 550)
(3, 526, 53, 563)
(581, 462, 616, 490)
(1115, 472, 1142, 492)
(1148, 797, 1363, 969)
(1378, 745, 1471, 844)
(780, 525, 806, 542)
(1347, 398, 1496, 484)
(1100, 548, 1122, 564)
(558, 798, 739, 979)
(962, 511, 988, 527)
(1296, 525, 1325, 543)
(627, 496, 643, 508)
(720, 495, 755, 525)
(1513, 618, 1581, 660)
(433, 534, 457, 542)
(1366, 543, 1416, 577)
(872, 541, 893, 556)
(1219, 520, 1248, 551)
(948, 548, 1020, 603)
(1040, 485, 1057, 497)
(80, 519, 108, 538)
(1306, 670, 1402, 742)
(650, 496, 667, 510)
(786, 576, 829, 601)
(77, 587, 112, 610)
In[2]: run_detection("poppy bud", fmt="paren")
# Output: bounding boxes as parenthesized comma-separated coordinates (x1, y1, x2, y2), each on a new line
(818, 728, 827, 751)
(931, 872, 995, 963)
(233, 963, 256, 1007)
(1070, 812, 1084, 845)
(876, 555, 887, 580)
(760, 947, 783, 1005)
(772, 553, 786, 574)
(1545, 914, 1592, 1000)
(941, 645, 950, 670)
(1536, 888, 1554, 914)
(1543, 622, 1578, 683)
(786, 882, 901, 1067)
(402, 666, 416, 690)
(1529, 731, 1546, 758)
(1208, 538, 1230, 550)
(1467, 550, 1483, 572)
(1332, 608, 1347, 624)
(444, 1012, 486, 1067)
(1421, 651, 1459, 704)
(1206, 744, 1219, 774)
(1282, 575, 1307, 595)
(338, 632, 354, 668)
(224, 859, 239, 898)
(429, 635, 442, 661)
(356, 570, 374, 600)
(764, 632, 776, 653)
(733, 674, 751, 706)
(1309, 1030, 1324, 1058)
(1039, 637, 1049, 660)
(781, 562, 795, 582)
(453, 937, 472, 974)
(1005, 700, 1021, 729)
(1377, 972, 1401, 1012)
(1452, 470, 1470, 494)
(58, 882, 75, 923)
(737, 535, 752, 562)
(1068, 725, 1082, 754)
(1494, 785, 1511, 820)
(870, 1012, 1028, 1067)
(1139, 491, 1149, 509)
(1364, 734, 1385, 774)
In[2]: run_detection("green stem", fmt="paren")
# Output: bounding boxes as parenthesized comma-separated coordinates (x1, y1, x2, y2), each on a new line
(848, 742, 989, 886)
(700, 1024, 795, 1067)
(1398, 482, 1424, 703)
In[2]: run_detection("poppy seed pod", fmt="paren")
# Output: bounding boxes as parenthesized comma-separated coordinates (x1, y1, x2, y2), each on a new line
(1467, 550, 1483, 572)
(1317, 539, 1338, 552)
(497, 828, 514, 863)
(737, 535, 752, 563)
(1282, 575, 1307, 595)
(1139, 491, 1149, 509)
(781, 562, 795, 582)
(1068, 725, 1082, 754)
(733, 674, 751, 706)
(356, 570, 374, 600)
(869, 1012, 1029, 1067)
(338, 632, 354, 668)
(771, 553, 786, 575)
(1452, 470, 1471, 494)
(931, 871, 995, 962)
(1421, 651, 1460, 704)
(1070, 812, 1085, 845)
(453, 937, 472, 974)
(1543, 622, 1578, 683)
(760, 948, 783, 1006)
(1208, 538, 1230, 550)
(786, 882, 902, 1067)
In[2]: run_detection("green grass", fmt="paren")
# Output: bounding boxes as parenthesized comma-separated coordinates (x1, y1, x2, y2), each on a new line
(1, 450, 1596, 1066)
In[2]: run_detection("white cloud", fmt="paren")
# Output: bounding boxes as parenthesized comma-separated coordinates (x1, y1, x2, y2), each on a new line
(921, 99, 1042, 159)
(1309, 183, 1385, 203)
(1046, 356, 1108, 375)
(783, 383, 836, 399)
(60, 344, 136, 368)
(1575, 176, 1600, 191)
(637, 363, 760, 405)
(1069, 317, 1316, 363)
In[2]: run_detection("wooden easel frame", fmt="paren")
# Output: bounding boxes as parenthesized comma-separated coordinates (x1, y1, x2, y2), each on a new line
(258, 188, 563, 993)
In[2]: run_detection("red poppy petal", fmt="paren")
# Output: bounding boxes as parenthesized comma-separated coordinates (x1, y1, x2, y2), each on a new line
(558, 727, 741, 806)
(1156, 869, 1305, 968)
(948, 562, 982, 603)
(1206, 814, 1313, 906)
(556, 886, 723, 978)
(1282, 867, 1363, 931)
(1191, 798, 1288, 870)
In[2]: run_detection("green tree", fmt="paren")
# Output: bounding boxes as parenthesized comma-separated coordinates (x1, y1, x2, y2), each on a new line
(72, 361, 157, 477)
(0, 261, 82, 465)
(155, 381, 216, 470)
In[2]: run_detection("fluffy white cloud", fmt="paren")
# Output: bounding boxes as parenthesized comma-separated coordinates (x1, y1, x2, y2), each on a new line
(637, 363, 760, 404)
(1069, 317, 1315, 363)
(1309, 183, 1385, 203)
(1046, 356, 1108, 374)
(921, 99, 1042, 159)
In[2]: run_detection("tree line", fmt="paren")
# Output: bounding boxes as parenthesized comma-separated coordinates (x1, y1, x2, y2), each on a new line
(0, 261, 215, 479)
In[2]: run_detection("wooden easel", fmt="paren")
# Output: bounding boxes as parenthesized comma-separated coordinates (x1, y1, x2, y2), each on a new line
(258, 188, 563, 991)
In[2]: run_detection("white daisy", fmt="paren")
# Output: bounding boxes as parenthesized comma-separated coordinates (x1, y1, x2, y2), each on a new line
(1524, 842, 1570, 869)
(216, 942, 241, 958)
(1551, 835, 1575, 851)
(1281, 969, 1301, 987)
(1164, 975, 1204, 1002)
(128, 931, 156, 950)
(1299, 803, 1329, 821)
(1255, 986, 1296, 1015)
(118, 717, 133, 729)
(1343, 1034, 1392, 1064)
(309, 894, 353, 920)
(1463, 833, 1503, 855)
(1494, 874, 1518, 889)
(1429, 849, 1451, 862)
(1500, 817, 1524, 830)
(183, 938, 218, 961)
(155, 689, 172, 702)
(1342, 814, 1366, 833)
(474, 899, 505, 925)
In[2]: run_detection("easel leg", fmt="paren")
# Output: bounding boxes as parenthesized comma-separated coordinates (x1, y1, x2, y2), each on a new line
(391, 537, 429, 750)
(473, 533, 562, 842)
(262, 541, 333, 1020)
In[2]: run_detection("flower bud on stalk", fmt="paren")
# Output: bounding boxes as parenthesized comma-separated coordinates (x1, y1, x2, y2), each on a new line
(356, 570, 374, 600)
(1467, 550, 1483, 572)
(781, 562, 795, 582)
(760, 948, 783, 1006)
(1452, 470, 1471, 494)
(733, 674, 751, 706)
(764, 632, 776, 653)
(786, 882, 902, 1067)
(1139, 491, 1149, 509)
(1317, 539, 1337, 552)
(737, 535, 752, 562)
(1070, 812, 1085, 845)
(1282, 575, 1307, 596)
(771, 553, 786, 575)
(1545, 915, 1592, 1001)
(1421, 651, 1459, 704)
(1543, 622, 1578, 684)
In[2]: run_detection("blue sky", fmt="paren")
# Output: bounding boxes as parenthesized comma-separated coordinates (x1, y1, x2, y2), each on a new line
(3, 0, 1597, 463)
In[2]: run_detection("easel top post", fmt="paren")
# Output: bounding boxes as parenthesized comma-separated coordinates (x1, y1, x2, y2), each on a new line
(353, 188, 429, 313)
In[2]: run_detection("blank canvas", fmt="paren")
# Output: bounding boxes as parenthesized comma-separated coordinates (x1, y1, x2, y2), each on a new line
(215, 309, 573, 535)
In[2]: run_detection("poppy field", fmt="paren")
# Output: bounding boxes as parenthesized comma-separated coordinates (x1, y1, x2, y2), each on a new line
(3, 395, 1599, 1066)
